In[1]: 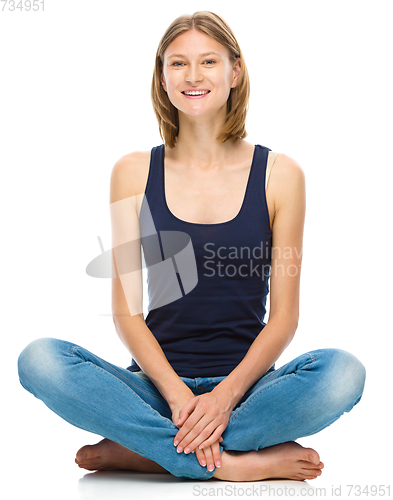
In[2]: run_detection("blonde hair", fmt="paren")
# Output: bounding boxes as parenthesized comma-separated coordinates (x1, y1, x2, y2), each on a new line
(151, 11, 250, 149)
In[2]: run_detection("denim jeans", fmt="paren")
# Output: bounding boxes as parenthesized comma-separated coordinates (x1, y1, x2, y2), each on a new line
(17, 338, 366, 480)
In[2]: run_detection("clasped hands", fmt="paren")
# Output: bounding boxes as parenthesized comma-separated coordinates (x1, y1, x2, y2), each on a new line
(171, 388, 234, 471)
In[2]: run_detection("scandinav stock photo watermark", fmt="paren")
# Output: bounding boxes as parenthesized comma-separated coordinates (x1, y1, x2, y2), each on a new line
(1, 0, 45, 11)
(202, 242, 302, 279)
(191, 483, 391, 497)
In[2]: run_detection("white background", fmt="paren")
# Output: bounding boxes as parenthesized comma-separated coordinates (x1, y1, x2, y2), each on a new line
(1, 1, 392, 499)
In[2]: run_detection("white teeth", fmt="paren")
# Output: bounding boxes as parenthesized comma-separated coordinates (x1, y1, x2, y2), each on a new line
(183, 90, 209, 96)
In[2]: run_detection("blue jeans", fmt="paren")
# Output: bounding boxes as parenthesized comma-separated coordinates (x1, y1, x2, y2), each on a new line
(17, 338, 366, 480)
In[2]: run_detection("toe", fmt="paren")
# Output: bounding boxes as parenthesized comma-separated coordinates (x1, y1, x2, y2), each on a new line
(299, 460, 322, 470)
(300, 471, 319, 480)
(76, 447, 88, 461)
(304, 448, 320, 465)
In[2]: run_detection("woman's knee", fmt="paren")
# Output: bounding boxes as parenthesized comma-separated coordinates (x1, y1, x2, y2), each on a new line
(315, 348, 366, 411)
(17, 337, 68, 394)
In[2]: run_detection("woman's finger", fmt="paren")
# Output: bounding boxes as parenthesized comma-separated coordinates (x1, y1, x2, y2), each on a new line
(175, 414, 208, 450)
(201, 445, 215, 472)
(194, 441, 222, 470)
(198, 423, 226, 450)
(178, 415, 217, 452)
(177, 411, 220, 451)
(179, 415, 227, 453)
(211, 440, 222, 468)
(174, 402, 202, 446)
(175, 397, 197, 428)
(195, 446, 207, 468)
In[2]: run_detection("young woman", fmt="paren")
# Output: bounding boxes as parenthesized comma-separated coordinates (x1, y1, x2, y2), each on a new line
(17, 11, 366, 482)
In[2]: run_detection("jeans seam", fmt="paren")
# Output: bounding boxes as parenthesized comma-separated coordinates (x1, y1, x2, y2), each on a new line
(229, 373, 296, 424)
(292, 352, 315, 375)
(256, 368, 278, 384)
(70, 345, 165, 400)
(229, 352, 317, 424)
(306, 352, 316, 365)
(196, 380, 215, 392)
(200, 467, 215, 479)
(85, 361, 176, 427)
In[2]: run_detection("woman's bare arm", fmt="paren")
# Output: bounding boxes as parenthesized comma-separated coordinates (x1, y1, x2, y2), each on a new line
(110, 153, 194, 407)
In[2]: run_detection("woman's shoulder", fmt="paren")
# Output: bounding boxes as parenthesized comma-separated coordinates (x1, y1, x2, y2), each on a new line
(268, 151, 305, 215)
(110, 149, 152, 201)
(254, 140, 304, 177)
(269, 151, 305, 183)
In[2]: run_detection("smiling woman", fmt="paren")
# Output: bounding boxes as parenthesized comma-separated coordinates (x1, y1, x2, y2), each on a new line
(17, 10, 366, 483)
(151, 14, 249, 148)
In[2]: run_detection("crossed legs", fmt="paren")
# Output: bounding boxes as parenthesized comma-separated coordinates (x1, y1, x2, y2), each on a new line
(18, 338, 365, 481)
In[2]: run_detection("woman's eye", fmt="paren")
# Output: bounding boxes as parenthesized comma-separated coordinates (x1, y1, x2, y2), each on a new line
(172, 60, 215, 67)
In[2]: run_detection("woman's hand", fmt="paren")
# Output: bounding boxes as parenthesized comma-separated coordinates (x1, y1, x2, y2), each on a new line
(173, 388, 234, 458)
(193, 436, 223, 471)
(171, 393, 194, 428)
(170, 389, 228, 470)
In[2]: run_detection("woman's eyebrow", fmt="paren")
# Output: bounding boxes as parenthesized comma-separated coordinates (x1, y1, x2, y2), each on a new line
(167, 51, 221, 59)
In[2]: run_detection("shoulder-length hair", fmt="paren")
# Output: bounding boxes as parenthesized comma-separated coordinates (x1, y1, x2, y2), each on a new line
(151, 11, 250, 149)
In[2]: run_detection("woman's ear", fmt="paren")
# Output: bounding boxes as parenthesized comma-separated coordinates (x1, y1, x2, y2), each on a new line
(161, 73, 167, 93)
(231, 58, 241, 89)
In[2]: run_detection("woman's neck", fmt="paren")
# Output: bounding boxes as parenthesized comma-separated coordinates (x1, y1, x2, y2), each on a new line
(170, 116, 243, 169)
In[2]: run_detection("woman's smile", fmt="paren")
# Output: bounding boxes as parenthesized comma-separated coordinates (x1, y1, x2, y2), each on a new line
(181, 89, 211, 99)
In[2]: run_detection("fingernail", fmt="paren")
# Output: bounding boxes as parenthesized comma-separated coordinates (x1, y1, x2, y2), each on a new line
(77, 453, 84, 461)
(177, 446, 183, 453)
(184, 448, 191, 454)
(177, 419, 181, 424)
(174, 440, 179, 446)
(200, 460, 206, 466)
(208, 464, 214, 471)
(216, 461, 221, 467)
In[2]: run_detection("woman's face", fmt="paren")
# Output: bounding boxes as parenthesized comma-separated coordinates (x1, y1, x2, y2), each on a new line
(161, 29, 240, 118)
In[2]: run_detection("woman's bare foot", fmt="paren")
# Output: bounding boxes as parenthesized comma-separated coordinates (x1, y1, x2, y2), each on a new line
(75, 438, 168, 473)
(213, 442, 324, 482)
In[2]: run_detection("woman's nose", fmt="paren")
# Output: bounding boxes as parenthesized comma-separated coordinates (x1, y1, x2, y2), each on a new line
(185, 63, 203, 84)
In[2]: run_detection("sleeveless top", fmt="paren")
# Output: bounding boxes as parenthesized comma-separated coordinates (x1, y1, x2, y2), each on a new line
(126, 144, 274, 378)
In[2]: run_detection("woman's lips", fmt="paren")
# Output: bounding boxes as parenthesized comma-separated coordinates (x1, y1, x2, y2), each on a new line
(181, 90, 211, 99)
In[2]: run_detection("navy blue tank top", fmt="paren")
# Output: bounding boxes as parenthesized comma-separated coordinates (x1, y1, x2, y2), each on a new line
(127, 144, 273, 378)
